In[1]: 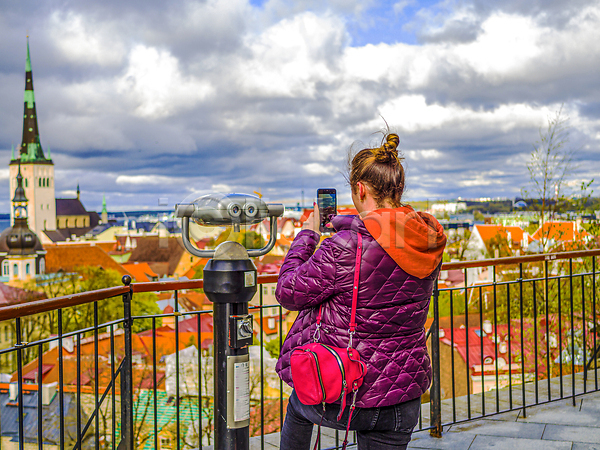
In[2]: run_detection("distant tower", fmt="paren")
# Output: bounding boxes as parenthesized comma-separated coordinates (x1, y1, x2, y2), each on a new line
(77, 182, 80, 200)
(9, 37, 56, 234)
(101, 194, 108, 224)
(0, 163, 46, 282)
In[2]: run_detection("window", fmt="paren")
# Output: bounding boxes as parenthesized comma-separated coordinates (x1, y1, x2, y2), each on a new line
(25, 264, 30, 275)
(2, 261, 8, 276)
(39, 178, 42, 187)
(271, 286, 276, 295)
(268, 318, 275, 329)
(159, 436, 171, 450)
(25, 178, 28, 188)
(4, 326, 8, 342)
(39, 258, 45, 275)
(13, 264, 18, 278)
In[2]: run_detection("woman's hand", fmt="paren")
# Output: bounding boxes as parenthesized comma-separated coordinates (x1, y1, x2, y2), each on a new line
(302, 203, 321, 234)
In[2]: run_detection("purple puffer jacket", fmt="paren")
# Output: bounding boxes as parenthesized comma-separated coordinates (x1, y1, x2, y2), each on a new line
(275, 214, 442, 408)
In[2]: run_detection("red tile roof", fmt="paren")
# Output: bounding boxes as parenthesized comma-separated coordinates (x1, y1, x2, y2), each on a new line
(45, 244, 130, 276)
(122, 262, 159, 282)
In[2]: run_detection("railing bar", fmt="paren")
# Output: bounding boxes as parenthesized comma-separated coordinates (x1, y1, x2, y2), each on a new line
(77, 333, 81, 450)
(0, 319, 127, 354)
(279, 304, 284, 433)
(507, 283, 512, 409)
(38, 342, 43, 450)
(74, 361, 125, 450)
(197, 313, 203, 450)
(110, 324, 116, 450)
(533, 279, 539, 404)
(570, 259, 576, 406)
(260, 287, 265, 449)
(493, 266, 499, 413)
(519, 264, 526, 417)
(16, 318, 24, 450)
(558, 273, 563, 399)
(441, 248, 600, 271)
(465, 269, 471, 420)
(582, 273, 587, 394)
(58, 309, 65, 450)
(594, 256, 598, 390)
(545, 261, 551, 402)
(153, 317, 158, 450)
(449, 290, 456, 423)
(94, 302, 100, 450)
(175, 290, 181, 450)
(479, 286, 484, 417)
(0, 286, 130, 322)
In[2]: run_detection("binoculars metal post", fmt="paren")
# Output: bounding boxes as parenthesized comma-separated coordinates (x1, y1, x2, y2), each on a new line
(177, 194, 283, 450)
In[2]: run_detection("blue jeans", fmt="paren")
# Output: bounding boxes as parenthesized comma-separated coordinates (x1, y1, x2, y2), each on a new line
(280, 390, 421, 450)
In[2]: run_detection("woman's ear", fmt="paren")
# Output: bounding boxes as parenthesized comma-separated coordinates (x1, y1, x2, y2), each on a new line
(358, 182, 367, 201)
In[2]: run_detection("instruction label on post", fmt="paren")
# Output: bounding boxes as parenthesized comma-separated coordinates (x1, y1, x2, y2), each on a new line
(244, 271, 255, 287)
(233, 361, 250, 422)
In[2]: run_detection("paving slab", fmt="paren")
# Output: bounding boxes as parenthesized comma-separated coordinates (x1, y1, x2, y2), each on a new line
(407, 430, 475, 449)
(448, 420, 545, 439)
(572, 444, 600, 450)
(543, 424, 600, 444)
(469, 435, 572, 449)
(518, 399, 600, 427)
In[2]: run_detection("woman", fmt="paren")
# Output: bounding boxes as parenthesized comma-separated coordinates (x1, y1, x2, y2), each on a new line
(275, 132, 447, 449)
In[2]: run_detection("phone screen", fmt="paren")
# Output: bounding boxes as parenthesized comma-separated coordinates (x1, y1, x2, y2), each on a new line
(317, 189, 337, 233)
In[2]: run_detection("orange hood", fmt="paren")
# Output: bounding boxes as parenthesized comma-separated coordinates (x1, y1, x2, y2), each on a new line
(362, 206, 447, 279)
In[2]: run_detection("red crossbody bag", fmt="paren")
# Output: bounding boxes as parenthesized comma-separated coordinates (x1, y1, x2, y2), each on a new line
(290, 233, 367, 450)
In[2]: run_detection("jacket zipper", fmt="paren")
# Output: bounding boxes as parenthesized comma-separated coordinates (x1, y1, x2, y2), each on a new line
(305, 350, 326, 402)
(321, 344, 346, 401)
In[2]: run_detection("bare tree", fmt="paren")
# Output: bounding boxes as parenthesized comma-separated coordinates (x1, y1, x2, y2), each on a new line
(524, 106, 576, 250)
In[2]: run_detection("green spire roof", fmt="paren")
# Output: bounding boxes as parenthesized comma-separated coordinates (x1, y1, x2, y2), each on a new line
(102, 194, 108, 214)
(17, 37, 51, 164)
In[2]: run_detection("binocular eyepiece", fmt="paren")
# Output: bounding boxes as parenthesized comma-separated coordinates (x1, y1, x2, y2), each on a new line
(176, 193, 284, 226)
(176, 193, 284, 257)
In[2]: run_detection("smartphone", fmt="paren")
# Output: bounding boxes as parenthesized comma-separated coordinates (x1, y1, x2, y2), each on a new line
(317, 188, 337, 233)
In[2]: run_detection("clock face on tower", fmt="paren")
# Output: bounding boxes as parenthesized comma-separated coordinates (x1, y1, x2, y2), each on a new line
(14, 203, 27, 219)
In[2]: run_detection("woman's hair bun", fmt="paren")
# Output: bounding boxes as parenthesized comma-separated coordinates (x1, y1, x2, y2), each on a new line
(373, 133, 400, 164)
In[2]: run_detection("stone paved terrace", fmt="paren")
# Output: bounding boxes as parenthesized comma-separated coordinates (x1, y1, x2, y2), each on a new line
(232, 368, 600, 449)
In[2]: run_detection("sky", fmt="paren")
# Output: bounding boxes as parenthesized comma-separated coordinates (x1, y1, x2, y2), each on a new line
(0, 0, 599, 211)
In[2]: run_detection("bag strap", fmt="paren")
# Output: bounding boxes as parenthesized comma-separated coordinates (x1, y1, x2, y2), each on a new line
(314, 233, 363, 345)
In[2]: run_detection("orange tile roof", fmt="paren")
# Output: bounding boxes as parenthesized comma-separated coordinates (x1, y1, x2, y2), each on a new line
(45, 244, 131, 276)
(122, 262, 159, 282)
(532, 222, 589, 242)
(474, 225, 524, 244)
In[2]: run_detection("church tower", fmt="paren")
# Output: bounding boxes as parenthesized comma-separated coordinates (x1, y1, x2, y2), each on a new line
(0, 162, 46, 283)
(9, 38, 56, 234)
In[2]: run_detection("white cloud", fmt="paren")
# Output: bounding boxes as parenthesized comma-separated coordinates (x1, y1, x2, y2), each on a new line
(303, 163, 337, 175)
(116, 174, 181, 185)
(117, 45, 214, 119)
(48, 11, 126, 66)
(405, 149, 442, 160)
(393, 0, 416, 15)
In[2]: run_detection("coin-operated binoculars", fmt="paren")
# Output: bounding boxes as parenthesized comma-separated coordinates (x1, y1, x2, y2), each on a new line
(176, 193, 284, 450)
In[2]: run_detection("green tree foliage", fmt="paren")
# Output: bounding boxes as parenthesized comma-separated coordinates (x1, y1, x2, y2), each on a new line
(32, 266, 160, 335)
(211, 229, 265, 250)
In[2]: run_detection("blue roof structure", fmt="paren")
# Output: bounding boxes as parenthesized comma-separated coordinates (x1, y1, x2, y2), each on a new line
(0, 387, 95, 447)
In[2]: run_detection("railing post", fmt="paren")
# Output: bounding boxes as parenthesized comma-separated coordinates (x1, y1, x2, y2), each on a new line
(119, 275, 134, 450)
(430, 279, 443, 438)
(204, 242, 256, 450)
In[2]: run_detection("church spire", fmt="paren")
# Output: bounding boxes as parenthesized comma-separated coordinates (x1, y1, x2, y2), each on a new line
(12, 161, 28, 223)
(19, 37, 49, 163)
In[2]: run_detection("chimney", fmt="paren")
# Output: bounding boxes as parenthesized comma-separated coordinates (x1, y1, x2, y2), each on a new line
(42, 382, 57, 406)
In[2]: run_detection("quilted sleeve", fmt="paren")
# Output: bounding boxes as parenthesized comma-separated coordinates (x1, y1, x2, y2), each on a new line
(275, 230, 339, 311)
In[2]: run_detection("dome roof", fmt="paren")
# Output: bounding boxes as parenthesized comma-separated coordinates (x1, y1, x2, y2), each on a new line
(0, 220, 44, 255)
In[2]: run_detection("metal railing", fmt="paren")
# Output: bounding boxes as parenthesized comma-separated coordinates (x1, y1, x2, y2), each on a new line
(0, 250, 598, 449)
